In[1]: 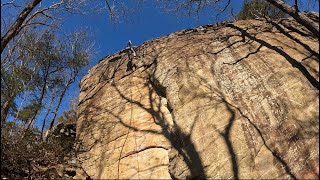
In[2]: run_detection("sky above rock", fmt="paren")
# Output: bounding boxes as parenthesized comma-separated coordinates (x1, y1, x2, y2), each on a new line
(64, 1, 241, 67)
(54, 1, 245, 125)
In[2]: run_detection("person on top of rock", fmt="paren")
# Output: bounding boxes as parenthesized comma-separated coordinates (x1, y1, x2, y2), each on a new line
(127, 40, 136, 57)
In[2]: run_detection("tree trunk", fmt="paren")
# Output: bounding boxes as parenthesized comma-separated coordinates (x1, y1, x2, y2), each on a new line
(40, 95, 55, 139)
(294, 0, 298, 12)
(1, 100, 11, 124)
(25, 69, 48, 130)
(1, 0, 42, 54)
(1, 93, 16, 124)
(265, 0, 319, 38)
(49, 78, 74, 131)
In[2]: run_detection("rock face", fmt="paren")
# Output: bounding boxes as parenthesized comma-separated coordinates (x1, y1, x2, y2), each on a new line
(77, 18, 319, 179)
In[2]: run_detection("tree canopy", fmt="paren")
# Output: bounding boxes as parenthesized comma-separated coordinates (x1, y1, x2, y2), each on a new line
(236, 0, 287, 20)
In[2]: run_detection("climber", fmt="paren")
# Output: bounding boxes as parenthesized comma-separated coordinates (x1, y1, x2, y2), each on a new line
(127, 40, 136, 57)
(126, 40, 137, 71)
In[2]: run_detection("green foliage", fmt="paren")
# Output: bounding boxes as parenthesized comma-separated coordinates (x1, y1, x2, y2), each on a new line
(236, 0, 287, 20)
(57, 97, 78, 125)
(1, 28, 91, 124)
(1, 63, 36, 120)
(57, 109, 77, 124)
(16, 101, 41, 123)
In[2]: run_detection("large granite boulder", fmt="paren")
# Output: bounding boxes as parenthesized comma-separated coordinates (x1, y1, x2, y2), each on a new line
(77, 18, 319, 179)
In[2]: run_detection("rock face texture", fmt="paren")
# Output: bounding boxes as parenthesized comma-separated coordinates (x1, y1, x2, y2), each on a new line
(77, 18, 319, 179)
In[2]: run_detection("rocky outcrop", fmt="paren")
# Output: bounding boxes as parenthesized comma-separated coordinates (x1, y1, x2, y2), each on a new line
(77, 17, 319, 179)
(42, 122, 90, 179)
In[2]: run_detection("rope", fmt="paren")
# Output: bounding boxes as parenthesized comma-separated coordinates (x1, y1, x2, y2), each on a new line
(132, 76, 140, 179)
(117, 43, 139, 178)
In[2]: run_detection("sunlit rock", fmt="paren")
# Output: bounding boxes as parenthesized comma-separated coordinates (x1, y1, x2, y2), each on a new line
(77, 17, 319, 179)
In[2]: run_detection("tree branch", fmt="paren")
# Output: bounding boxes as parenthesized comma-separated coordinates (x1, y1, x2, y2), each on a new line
(1, 0, 42, 54)
(265, 0, 319, 38)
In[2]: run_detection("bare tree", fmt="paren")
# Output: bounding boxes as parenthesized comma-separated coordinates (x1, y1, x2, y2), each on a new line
(40, 93, 56, 139)
(1, 60, 34, 124)
(25, 62, 50, 130)
(14, 29, 91, 132)
(154, 0, 319, 37)
(265, 0, 319, 37)
(1, 0, 42, 54)
(48, 31, 91, 132)
(103, 0, 144, 23)
(1, 0, 87, 54)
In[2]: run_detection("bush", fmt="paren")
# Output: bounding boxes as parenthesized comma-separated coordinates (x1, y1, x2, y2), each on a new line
(1, 121, 76, 179)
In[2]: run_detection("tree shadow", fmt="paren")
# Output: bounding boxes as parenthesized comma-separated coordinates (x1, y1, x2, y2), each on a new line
(207, 22, 318, 179)
(227, 102, 298, 180)
(265, 18, 319, 61)
(226, 23, 319, 90)
(111, 58, 207, 179)
(76, 19, 319, 180)
(76, 41, 209, 179)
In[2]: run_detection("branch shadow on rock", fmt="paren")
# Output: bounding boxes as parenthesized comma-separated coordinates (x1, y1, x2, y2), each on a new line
(226, 23, 319, 90)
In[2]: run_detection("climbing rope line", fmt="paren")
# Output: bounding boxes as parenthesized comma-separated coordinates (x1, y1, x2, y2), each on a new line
(117, 41, 139, 179)
(132, 75, 140, 179)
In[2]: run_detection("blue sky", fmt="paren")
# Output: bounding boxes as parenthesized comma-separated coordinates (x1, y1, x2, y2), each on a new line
(28, 0, 318, 128)
(64, 1, 243, 67)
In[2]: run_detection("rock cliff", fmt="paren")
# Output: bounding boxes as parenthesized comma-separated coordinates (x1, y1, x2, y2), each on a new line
(77, 17, 319, 179)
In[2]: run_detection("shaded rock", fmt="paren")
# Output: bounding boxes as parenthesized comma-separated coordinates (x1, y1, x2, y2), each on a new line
(77, 18, 319, 179)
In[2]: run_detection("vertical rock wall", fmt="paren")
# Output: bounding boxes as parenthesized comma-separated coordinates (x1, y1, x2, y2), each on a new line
(77, 18, 319, 179)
